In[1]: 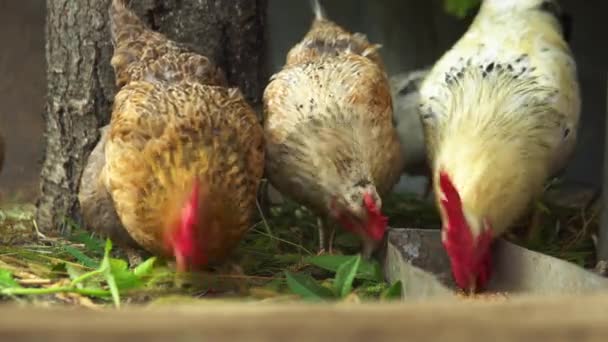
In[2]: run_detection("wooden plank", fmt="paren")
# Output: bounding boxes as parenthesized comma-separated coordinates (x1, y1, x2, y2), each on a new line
(1, 293, 608, 341)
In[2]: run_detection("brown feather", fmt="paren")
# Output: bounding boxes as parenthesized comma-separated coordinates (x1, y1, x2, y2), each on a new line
(79, 125, 140, 249)
(284, 12, 383, 69)
(79, 1, 264, 266)
(109, 0, 227, 89)
(104, 82, 263, 262)
(264, 4, 403, 251)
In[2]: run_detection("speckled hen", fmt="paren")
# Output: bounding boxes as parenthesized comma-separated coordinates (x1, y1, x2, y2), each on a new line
(263, 0, 404, 257)
(419, 0, 580, 292)
(78, 0, 264, 271)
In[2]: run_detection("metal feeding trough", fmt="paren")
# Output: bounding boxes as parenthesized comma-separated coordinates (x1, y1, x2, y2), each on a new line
(383, 228, 608, 300)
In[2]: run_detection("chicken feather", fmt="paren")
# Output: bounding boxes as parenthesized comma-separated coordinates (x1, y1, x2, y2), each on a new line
(264, 0, 403, 256)
(419, 0, 580, 291)
(79, 0, 264, 268)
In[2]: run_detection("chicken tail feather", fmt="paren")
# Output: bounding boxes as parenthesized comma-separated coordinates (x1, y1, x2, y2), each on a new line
(109, 0, 144, 46)
(310, 0, 326, 21)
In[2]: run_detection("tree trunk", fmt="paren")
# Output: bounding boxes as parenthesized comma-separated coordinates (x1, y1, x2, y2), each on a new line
(37, 0, 267, 234)
(599, 75, 608, 262)
(129, 0, 268, 107)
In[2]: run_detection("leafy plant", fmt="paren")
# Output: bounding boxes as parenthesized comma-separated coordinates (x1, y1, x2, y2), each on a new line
(62, 245, 100, 269)
(380, 281, 402, 301)
(67, 229, 106, 257)
(0, 269, 19, 289)
(0, 239, 159, 308)
(284, 271, 334, 301)
(333, 255, 361, 298)
(285, 254, 402, 302)
(306, 254, 383, 282)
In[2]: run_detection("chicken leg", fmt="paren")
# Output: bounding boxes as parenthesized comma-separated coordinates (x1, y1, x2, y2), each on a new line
(317, 218, 336, 255)
(526, 200, 547, 244)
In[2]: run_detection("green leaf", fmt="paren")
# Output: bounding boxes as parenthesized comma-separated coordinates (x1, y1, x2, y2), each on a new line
(69, 230, 105, 256)
(284, 271, 334, 301)
(66, 264, 86, 282)
(306, 254, 383, 282)
(100, 239, 121, 307)
(262, 278, 285, 292)
(109, 258, 128, 272)
(0, 269, 20, 289)
(109, 258, 142, 291)
(63, 245, 99, 268)
(133, 257, 157, 278)
(381, 281, 403, 301)
(104, 239, 113, 255)
(143, 266, 174, 287)
(333, 255, 361, 298)
(273, 254, 303, 265)
(443, 0, 481, 18)
(50, 263, 67, 274)
(357, 281, 388, 299)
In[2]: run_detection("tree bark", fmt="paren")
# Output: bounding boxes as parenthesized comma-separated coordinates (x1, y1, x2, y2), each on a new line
(129, 0, 268, 107)
(599, 75, 608, 262)
(38, 0, 267, 234)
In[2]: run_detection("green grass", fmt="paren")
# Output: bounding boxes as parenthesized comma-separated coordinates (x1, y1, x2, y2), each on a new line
(0, 180, 600, 307)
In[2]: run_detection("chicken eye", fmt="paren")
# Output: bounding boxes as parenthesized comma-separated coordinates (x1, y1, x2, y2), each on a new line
(562, 127, 570, 139)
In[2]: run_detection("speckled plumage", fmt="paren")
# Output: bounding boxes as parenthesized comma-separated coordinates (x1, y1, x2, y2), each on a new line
(284, 3, 383, 70)
(419, 0, 580, 238)
(78, 0, 264, 265)
(108, 0, 227, 89)
(264, 1, 403, 254)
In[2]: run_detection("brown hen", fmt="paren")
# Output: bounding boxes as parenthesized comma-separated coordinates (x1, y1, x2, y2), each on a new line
(78, 0, 264, 271)
(263, 0, 404, 257)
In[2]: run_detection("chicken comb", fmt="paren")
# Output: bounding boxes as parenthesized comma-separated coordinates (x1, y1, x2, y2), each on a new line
(164, 178, 207, 271)
(439, 171, 467, 237)
(363, 192, 388, 241)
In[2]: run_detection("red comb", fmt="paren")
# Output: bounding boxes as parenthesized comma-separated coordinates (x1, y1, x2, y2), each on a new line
(439, 171, 467, 235)
(363, 192, 388, 241)
(439, 171, 495, 290)
(165, 179, 207, 271)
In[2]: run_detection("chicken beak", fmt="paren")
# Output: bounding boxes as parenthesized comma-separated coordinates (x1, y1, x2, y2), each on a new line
(467, 285, 476, 295)
(467, 276, 477, 295)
